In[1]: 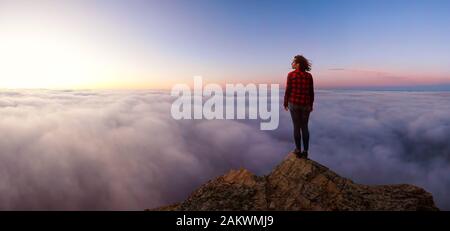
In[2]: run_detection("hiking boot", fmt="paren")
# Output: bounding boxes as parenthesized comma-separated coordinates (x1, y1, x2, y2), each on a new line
(301, 151, 309, 159)
(292, 149, 302, 158)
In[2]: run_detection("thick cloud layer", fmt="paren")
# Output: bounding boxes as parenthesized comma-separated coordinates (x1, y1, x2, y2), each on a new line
(0, 89, 449, 210)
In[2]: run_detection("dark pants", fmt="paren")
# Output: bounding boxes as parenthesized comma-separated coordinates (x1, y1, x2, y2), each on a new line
(288, 103, 311, 151)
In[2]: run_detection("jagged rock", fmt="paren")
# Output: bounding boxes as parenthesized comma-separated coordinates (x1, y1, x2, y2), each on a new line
(151, 153, 439, 211)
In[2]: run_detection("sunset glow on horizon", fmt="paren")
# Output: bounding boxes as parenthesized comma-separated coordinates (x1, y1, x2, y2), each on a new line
(1, 0, 450, 90)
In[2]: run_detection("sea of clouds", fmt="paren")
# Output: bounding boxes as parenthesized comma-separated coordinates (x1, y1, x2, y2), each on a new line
(0, 89, 449, 210)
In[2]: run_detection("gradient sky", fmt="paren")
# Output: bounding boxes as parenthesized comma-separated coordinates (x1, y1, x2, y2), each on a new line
(1, 0, 450, 89)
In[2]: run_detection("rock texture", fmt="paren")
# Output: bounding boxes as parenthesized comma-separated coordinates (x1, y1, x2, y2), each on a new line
(152, 153, 439, 211)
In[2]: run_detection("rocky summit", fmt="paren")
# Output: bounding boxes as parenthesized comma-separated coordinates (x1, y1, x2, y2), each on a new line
(152, 153, 439, 211)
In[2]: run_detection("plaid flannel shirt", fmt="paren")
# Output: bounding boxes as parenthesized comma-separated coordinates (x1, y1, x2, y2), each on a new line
(283, 70, 314, 108)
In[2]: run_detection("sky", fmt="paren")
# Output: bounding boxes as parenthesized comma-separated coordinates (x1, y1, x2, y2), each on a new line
(1, 0, 450, 89)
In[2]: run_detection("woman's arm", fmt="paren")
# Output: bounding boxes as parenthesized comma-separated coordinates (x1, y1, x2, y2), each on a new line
(309, 74, 314, 111)
(283, 74, 292, 109)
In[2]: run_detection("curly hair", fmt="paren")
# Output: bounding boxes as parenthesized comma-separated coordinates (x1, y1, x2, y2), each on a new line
(293, 55, 311, 72)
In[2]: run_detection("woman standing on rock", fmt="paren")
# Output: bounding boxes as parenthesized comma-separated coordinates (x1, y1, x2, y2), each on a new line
(283, 55, 314, 158)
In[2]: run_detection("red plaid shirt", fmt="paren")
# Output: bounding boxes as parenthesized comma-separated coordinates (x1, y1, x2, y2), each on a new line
(283, 70, 314, 108)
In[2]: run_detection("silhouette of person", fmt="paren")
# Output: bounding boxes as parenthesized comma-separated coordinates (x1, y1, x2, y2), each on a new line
(284, 55, 314, 158)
